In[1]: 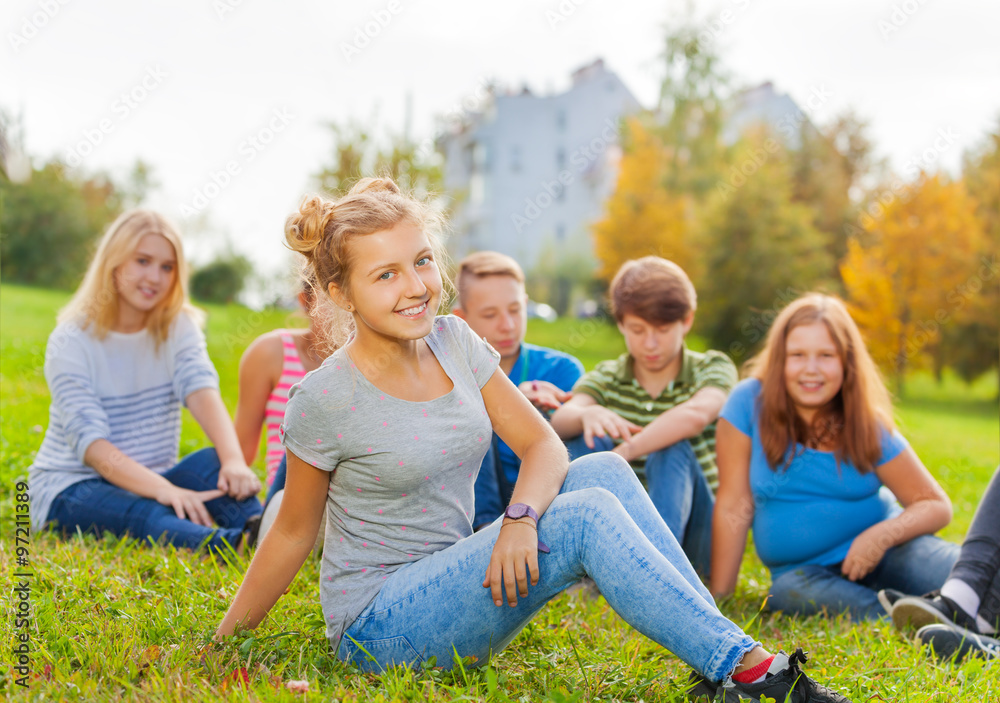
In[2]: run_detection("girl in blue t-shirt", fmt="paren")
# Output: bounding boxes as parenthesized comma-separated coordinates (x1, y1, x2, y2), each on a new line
(711, 293, 959, 620)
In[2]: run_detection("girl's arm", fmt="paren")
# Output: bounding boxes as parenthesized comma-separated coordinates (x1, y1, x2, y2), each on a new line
(233, 334, 282, 466)
(216, 450, 329, 637)
(187, 387, 262, 500)
(480, 368, 568, 607)
(710, 419, 755, 597)
(83, 439, 224, 526)
(841, 446, 953, 582)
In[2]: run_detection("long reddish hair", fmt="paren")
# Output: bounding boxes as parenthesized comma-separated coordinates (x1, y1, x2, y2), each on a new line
(745, 293, 894, 473)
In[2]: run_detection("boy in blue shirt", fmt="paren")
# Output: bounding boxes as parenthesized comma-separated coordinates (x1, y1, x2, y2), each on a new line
(452, 251, 584, 528)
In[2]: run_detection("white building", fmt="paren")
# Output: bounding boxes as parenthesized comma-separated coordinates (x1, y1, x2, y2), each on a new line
(438, 59, 642, 272)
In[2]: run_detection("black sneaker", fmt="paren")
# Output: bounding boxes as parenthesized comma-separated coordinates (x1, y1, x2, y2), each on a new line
(916, 624, 1000, 662)
(876, 588, 906, 615)
(685, 669, 718, 701)
(891, 591, 981, 636)
(719, 649, 853, 702)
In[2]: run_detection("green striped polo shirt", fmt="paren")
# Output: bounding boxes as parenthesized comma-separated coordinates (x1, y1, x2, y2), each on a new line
(572, 346, 737, 492)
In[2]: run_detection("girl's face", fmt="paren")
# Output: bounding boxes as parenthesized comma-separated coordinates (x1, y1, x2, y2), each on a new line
(783, 321, 844, 419)
(114, 233, 177, 329)
(339, 221, 442, 345)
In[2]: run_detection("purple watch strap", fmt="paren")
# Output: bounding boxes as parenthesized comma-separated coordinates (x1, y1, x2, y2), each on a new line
(505, 503, 549, 553)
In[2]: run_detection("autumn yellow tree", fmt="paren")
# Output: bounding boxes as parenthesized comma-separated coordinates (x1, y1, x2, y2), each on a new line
(841, 173, 985, 393)
(591, 118, 692, 281)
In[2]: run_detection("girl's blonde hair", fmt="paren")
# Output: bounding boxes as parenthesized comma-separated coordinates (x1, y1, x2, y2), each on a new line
(745, 293, 895, 473)
(58, 209, 199, 345)
(285, 177, 449, 352)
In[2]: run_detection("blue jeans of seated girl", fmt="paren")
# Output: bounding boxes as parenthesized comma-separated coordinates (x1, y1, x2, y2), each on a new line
(47, 448, 262, 552)
(567, 435, 715, 578)
(768, 533, 960, 620)
(338, 452, 758, 682)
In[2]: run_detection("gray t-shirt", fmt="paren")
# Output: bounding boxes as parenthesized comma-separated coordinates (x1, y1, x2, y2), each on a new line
(281, 315, 501, 646)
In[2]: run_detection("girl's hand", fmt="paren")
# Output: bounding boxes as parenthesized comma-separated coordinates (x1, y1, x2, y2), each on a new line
(581, 406, 642, 449)
(517, 381, 571, 411)
(218, 461, 261, 501)
(155, 484, 224, 526)
(483, 520, 539, 607)
(842, 525, 889, 581)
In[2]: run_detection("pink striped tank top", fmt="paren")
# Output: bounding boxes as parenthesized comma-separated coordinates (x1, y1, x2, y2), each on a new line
(264, 331, 306, 485)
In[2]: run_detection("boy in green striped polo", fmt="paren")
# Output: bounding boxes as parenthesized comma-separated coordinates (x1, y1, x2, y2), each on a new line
(551, 256, 736, 577)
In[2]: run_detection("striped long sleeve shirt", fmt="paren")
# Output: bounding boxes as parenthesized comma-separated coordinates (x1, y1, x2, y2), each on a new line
(28, 313, 219, 531)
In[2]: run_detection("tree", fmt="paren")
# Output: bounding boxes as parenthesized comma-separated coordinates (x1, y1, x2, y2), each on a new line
(591, 119, 692, 281)
(697, 130, 833, 360)
(841, 173, 985, 393)
(189, 251, 254, 304)
(314, 122, 443, 198)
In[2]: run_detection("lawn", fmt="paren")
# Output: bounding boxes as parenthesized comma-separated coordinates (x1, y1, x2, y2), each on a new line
(1, 283, 997, 702)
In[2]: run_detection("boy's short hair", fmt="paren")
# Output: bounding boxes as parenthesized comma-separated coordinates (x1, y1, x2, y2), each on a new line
(455, 251, 525, 308)
(610, 256, 697, 324)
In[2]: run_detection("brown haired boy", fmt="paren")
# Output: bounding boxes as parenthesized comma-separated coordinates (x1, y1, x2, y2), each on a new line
(453, 251, 584, 529)
(551, 256, 737, 577)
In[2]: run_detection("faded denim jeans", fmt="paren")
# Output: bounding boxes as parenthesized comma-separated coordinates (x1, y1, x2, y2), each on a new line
(337, 453, 757, 682)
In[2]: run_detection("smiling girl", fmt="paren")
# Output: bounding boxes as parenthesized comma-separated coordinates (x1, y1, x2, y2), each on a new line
(216, 179, 854, 702)
(711, 293, 959, 619)
(29, 209, 262, 553)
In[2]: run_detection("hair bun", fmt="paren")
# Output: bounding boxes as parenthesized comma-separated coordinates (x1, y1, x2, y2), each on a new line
(348, 177, 401, 197)
(285, 195, 336, 257)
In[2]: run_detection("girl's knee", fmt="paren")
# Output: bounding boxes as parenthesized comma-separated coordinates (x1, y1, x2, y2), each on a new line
(565, 452, 635, 489)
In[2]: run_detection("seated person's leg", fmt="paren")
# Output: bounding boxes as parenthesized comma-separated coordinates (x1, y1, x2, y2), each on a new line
(644, 440, 714, 577)
(161, 448, 262, 528)
(769, 563, 886, 620)
(565, 434, 614, 461)
(47, 478, 244, 551)
(265, 455, 287, 506)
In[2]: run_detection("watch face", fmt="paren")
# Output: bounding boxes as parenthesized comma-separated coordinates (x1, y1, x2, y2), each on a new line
(507, 504, 528, 519)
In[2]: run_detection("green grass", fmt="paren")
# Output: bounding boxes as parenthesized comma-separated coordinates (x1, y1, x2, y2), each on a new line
(2, 282, 998, 701)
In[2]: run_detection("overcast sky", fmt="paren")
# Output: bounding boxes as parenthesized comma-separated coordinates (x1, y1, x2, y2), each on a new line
(5, 0, 999, 290)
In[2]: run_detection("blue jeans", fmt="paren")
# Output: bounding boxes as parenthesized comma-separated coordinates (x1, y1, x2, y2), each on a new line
(472, 437, 513, 530)
(47, 448, 262, 552)
(266, 455, 287, 506)
(768, 534, 961, 620)
(567, 436, 714, 578)
(337, 453, 757, 681)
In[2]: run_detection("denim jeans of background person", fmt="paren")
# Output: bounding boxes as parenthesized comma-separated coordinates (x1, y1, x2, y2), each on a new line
(338, 453, 757, 680)
(567, 435, 714, 577)
(47, 448, 261, 552)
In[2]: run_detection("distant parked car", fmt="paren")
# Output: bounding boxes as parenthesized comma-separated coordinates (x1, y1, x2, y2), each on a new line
(527, 300, 557, 322)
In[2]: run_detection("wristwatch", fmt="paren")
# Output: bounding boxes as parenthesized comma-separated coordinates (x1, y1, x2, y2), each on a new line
(504, 503, 539, 523)
(503, 503, 549, 553)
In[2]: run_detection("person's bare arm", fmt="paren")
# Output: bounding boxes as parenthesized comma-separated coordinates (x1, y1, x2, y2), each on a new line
(234, 334, 283, 466)
(550, 393, 642, 447)
(187, 388, 261, 500)
(710, 419, 755, 597)
(614, 387, 727, 462)
(216, 451, 329, 637)
(841, 446, 953, 581)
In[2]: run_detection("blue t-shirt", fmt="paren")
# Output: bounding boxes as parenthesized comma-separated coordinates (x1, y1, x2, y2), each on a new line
(719, 378, 908, 577)
(497, 343, 584, 484)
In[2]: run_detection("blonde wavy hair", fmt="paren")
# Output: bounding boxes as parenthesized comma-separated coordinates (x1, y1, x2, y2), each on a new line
(285, 177, 449, 352)
(58, 209, 200, 346)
